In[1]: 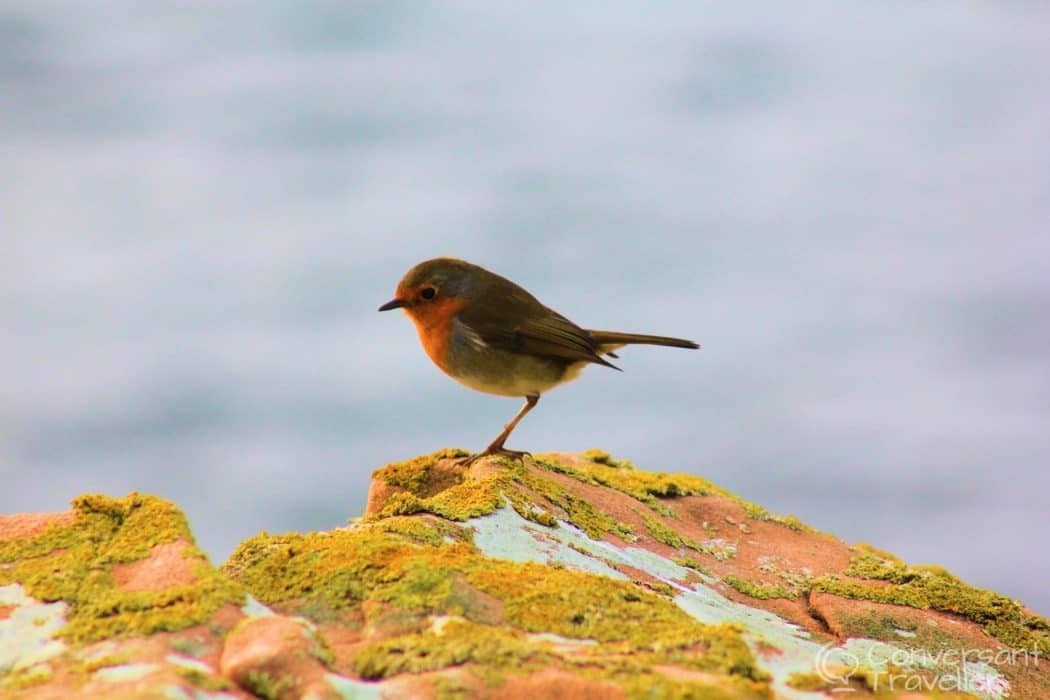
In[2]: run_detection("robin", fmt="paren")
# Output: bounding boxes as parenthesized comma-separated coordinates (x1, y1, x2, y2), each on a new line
(379, 257, 699, 463)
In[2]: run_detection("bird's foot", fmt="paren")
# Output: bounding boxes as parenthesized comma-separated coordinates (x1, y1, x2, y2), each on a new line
(458, 446, 532, 467)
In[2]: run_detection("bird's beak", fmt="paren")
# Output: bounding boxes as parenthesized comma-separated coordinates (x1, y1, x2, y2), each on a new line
(378, 298, 407, 312)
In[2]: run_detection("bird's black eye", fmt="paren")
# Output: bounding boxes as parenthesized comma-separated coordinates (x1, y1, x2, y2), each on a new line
(420, 286, 437, 300)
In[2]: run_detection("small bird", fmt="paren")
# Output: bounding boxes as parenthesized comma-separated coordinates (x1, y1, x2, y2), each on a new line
(379, 257, 699, 463)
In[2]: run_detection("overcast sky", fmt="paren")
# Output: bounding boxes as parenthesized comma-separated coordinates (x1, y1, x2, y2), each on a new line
(2, 2, 1048, 615)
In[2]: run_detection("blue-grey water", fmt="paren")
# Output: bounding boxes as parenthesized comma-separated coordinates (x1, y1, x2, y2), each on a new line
(2, 3, 1048, 616)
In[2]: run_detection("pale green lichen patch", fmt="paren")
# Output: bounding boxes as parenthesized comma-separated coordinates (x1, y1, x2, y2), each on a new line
(814, 552, 1050, 655)
(93, 662, 159, 682)
(669, 566, 835, 698)
(0, 584, 68, 674)
(323, 672, 384, 699)
(469, 506, 627, 581)
(165, 654, 214, 675)
(0, 494, 243, 644)
(240, 595, 275, 619)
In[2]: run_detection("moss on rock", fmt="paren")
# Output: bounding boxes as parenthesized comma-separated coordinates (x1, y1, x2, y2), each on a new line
(372, 448, 469, 495)
(721, 576, 794, 601)
(536, 450, 814, 535)
(354, 617, 548, 680)
(0, 493, 243, 643)
(814, 552, 1050, 655)
(222, 512, 767, 693)
(536, 451, 721, 505)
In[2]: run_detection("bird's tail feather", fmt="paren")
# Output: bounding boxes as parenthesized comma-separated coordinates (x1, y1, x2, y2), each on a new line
(587, 330, 699, 350)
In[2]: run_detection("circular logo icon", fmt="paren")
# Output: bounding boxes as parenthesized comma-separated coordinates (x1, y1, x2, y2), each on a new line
(814, 641, 860, 691)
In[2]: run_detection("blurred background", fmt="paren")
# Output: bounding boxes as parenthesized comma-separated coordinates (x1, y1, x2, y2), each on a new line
(2, 3, 1047, 615)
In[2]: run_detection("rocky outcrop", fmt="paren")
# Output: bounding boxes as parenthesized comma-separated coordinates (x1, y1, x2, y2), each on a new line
(1, 450, 1047, 699)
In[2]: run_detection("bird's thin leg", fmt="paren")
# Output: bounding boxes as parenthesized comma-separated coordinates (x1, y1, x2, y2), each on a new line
(485, 394, 539, 453)
(463, 394, 539, 465)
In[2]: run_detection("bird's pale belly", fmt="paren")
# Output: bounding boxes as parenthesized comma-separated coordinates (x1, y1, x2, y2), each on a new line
(444, 331, 586, 397)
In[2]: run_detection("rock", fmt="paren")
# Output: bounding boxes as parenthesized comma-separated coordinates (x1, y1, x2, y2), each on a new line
(220, 616, 333, 700)
(1, 451, 1048, 699)
(112, 540, 198, 591)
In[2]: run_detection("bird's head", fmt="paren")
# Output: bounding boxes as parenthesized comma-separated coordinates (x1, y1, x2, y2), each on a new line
(378, 257, 485, 324)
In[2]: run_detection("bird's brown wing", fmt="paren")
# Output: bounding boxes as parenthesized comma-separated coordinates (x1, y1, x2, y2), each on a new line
(458, 289, 619, 369)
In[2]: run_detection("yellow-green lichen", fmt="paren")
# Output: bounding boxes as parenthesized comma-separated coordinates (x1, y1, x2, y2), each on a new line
(695, 539, 737, 561)
(642, 581, 676, 597)
(434, 675, 477, 700)
(511, 468, 633, 540)
(354, 617, 547, 680)
(538, 451, 818, 536)
(722, 576, 793, 601)
(174, 666, 234, 691)
(222, 515, 768, 693)
(373, 515, 474, 547)
(638, 512, 710, 552)
(673, 556, 713, 578)
(243, 669, 293, 700)
(370, 451, 640, 542)
(739, 502, 812, 533)
(221, 528, 418, 611)
(0, 665, 54, 691)
(537, 452, 721, 505)
(505, 489, 558, 528)
(785, 671, 832, 691)
(593, 672, 768, 700)
(372, 449, 469, 495)
(814, 553, 1049, 655)
(0, 493, 243, 644)
(169, 638, 208, 659)
(467, 561, 712, 650)
(641, 512, 687, 548)
(375, 475, 505, 522)
(835, 611, 918, 642)
(74, 653, 130, 673)
(579, 449, 637, 469)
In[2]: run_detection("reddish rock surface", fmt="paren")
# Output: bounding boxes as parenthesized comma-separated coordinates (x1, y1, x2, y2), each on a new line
(112, 540, 198, 591)
(1, 451, 1046, 699)
(220, 615, 331, 700)
(0, 512, 76, 541)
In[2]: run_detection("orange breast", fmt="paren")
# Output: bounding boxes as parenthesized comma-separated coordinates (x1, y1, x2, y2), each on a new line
(406, 296, 468, 376)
